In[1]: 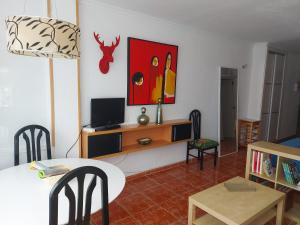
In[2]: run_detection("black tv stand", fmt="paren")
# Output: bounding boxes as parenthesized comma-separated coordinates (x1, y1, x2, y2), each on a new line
(94, 124, 121, 131)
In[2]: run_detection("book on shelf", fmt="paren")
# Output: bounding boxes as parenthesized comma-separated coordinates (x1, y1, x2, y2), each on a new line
(251, 151, 274, 177)
(281, 161, 300, 185)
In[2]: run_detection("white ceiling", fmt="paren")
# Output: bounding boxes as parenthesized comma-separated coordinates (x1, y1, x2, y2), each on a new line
(97, 0, 300, 43)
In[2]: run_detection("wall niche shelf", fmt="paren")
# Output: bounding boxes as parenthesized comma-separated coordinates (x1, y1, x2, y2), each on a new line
(81, 119, 192, 159)
(246, 141, 300, 223)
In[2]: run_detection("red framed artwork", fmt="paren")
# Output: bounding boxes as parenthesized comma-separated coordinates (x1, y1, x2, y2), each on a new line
(127, 37, 178, 105)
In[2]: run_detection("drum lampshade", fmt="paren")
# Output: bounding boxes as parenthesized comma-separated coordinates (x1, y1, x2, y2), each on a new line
(5, 16, 80, 59)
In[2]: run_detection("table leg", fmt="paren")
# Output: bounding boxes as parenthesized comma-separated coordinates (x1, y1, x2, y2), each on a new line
(188, 200, 196, 225)
(276, 198, 285, 225)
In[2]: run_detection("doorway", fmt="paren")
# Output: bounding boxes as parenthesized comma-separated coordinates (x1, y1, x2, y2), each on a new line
(219, 67, 238, 156)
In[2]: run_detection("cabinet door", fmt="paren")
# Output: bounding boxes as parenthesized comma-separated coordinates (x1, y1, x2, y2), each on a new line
(274, 54, 285, 84)
(265, 53, 276, 83)
(172, 124, 191, 142)
(260, 52, 285, 141)
(88, 133, 122, 158)
(260, 52, 276, 141)
(261, 84, 272, 114)
(260, 114, 269, 141)
(269, 113, 279, 142)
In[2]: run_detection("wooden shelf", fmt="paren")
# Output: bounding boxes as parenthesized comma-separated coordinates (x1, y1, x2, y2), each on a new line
(245, 141, 300, 223)
(248, 142, 300, 160)
(193, 214, 226, 225)
(277, 178, 300, 191)
(238, 119, 260, 147)
(93, 139, 189, 160)
(253, 208, 276, 225)
(123, 139, 171, 152)
(193, 208, 276, 225)
(250, 172, 276, 183)
(85, 119, 191, 136)
(285, 203, 300, 222)
(81, 119, 191, 159)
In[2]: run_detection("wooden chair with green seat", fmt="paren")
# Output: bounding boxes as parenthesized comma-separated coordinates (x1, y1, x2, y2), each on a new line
(186, 109, 219, 170)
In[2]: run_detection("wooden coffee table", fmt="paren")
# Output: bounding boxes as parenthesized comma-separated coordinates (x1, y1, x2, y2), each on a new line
(188, 177, 286, 225)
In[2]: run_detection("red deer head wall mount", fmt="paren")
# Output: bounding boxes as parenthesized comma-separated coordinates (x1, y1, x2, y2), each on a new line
(93, 32, 120, 74)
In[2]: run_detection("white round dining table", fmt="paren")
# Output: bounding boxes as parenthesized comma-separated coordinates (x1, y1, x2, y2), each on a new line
(0, 158, 125, 225)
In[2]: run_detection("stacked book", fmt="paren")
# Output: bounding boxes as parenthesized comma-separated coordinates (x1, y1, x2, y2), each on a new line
(252, 151, 274, 177)
(282, 161, 300, 186)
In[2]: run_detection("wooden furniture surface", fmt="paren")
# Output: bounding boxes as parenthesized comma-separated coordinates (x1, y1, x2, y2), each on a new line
(245, 141, 300, 222)
(238, 118, 260, 147)
(0, 158, 125, 225)
(188, 176, 285, 225)
(82, 119, 191, 159)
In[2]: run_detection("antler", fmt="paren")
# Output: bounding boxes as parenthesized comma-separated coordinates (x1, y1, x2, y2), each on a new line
(111, 35, 120, 50)
(93, 32, 104, 47)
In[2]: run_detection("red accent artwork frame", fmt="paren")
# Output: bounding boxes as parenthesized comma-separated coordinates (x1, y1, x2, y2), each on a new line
(127, 37, 178, 105)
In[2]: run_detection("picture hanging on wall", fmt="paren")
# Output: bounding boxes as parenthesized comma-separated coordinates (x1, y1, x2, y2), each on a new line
(127, 37, 178, 105)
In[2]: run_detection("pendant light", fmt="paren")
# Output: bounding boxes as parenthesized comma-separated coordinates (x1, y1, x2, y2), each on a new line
(5, 4, 80, 59)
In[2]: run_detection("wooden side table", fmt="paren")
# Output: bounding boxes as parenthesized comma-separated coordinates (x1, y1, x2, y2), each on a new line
(188, 176, 285, 225)
(238, 118, 260, 148)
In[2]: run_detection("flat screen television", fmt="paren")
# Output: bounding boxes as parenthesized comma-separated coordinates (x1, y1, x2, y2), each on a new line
(91, 98, 125, 128)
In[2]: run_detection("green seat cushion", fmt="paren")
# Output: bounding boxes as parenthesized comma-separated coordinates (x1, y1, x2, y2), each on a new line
(190, 139, 219, 149)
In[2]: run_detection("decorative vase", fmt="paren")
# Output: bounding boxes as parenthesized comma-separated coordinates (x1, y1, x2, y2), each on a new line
(137, 107, 150, 125)
(156, 98, 163, 124)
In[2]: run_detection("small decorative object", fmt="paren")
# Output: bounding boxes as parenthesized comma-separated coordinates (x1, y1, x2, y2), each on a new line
(137, 137, 152, 145)
(127, 37, 178, 105)
(137, 107, 150, 125)
(5, 16, 80, 59)
(93, 32, 120, 74)
(156, 98, 163, 124)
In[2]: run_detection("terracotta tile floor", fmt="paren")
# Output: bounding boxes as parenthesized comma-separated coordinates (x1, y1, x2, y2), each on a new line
(91, 149, 296, 225)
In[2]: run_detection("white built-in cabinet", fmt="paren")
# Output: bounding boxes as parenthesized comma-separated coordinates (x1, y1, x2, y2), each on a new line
(260, 51, 286, 141)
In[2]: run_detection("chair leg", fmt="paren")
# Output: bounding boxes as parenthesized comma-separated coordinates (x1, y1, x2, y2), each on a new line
(197, 149, 200, 160)
(186, 144, 189, 164)
(214, 147, 218, 167)
(200, 149, 204, 170)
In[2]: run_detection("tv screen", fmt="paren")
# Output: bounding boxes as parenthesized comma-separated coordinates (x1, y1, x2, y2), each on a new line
(91, 98, 125, 128)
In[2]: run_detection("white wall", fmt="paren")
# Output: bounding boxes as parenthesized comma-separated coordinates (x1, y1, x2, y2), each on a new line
(0, 0, 50, 169)
(0, 0, 79, 169)
(247, 42, 268, 120)
(79, 0, 254, 175)
(0, 0, 256, 173)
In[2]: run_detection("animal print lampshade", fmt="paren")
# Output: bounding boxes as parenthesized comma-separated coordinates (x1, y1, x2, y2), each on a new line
(5, 16, 80, 59)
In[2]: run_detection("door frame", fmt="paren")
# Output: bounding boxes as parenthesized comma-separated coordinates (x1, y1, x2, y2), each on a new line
(218, 67, 239, 157)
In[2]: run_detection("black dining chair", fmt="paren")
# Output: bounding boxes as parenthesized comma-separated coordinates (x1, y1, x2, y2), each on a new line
(49, 166, 109, 225)
(14, 124, 51, 166)
(186, 110, 219, 170)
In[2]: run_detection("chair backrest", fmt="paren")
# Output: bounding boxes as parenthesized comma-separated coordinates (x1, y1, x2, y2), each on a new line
(189, 109, 201, 140)
(14, 124, 51, 166)
(49, 166, 109, 225)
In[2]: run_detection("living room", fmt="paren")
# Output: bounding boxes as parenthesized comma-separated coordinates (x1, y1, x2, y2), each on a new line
(0, 0, 300, 225)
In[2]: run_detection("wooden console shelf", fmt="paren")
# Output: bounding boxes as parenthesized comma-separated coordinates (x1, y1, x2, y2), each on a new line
(81, 119, 191, 159)
(245, 141, 300, 223)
